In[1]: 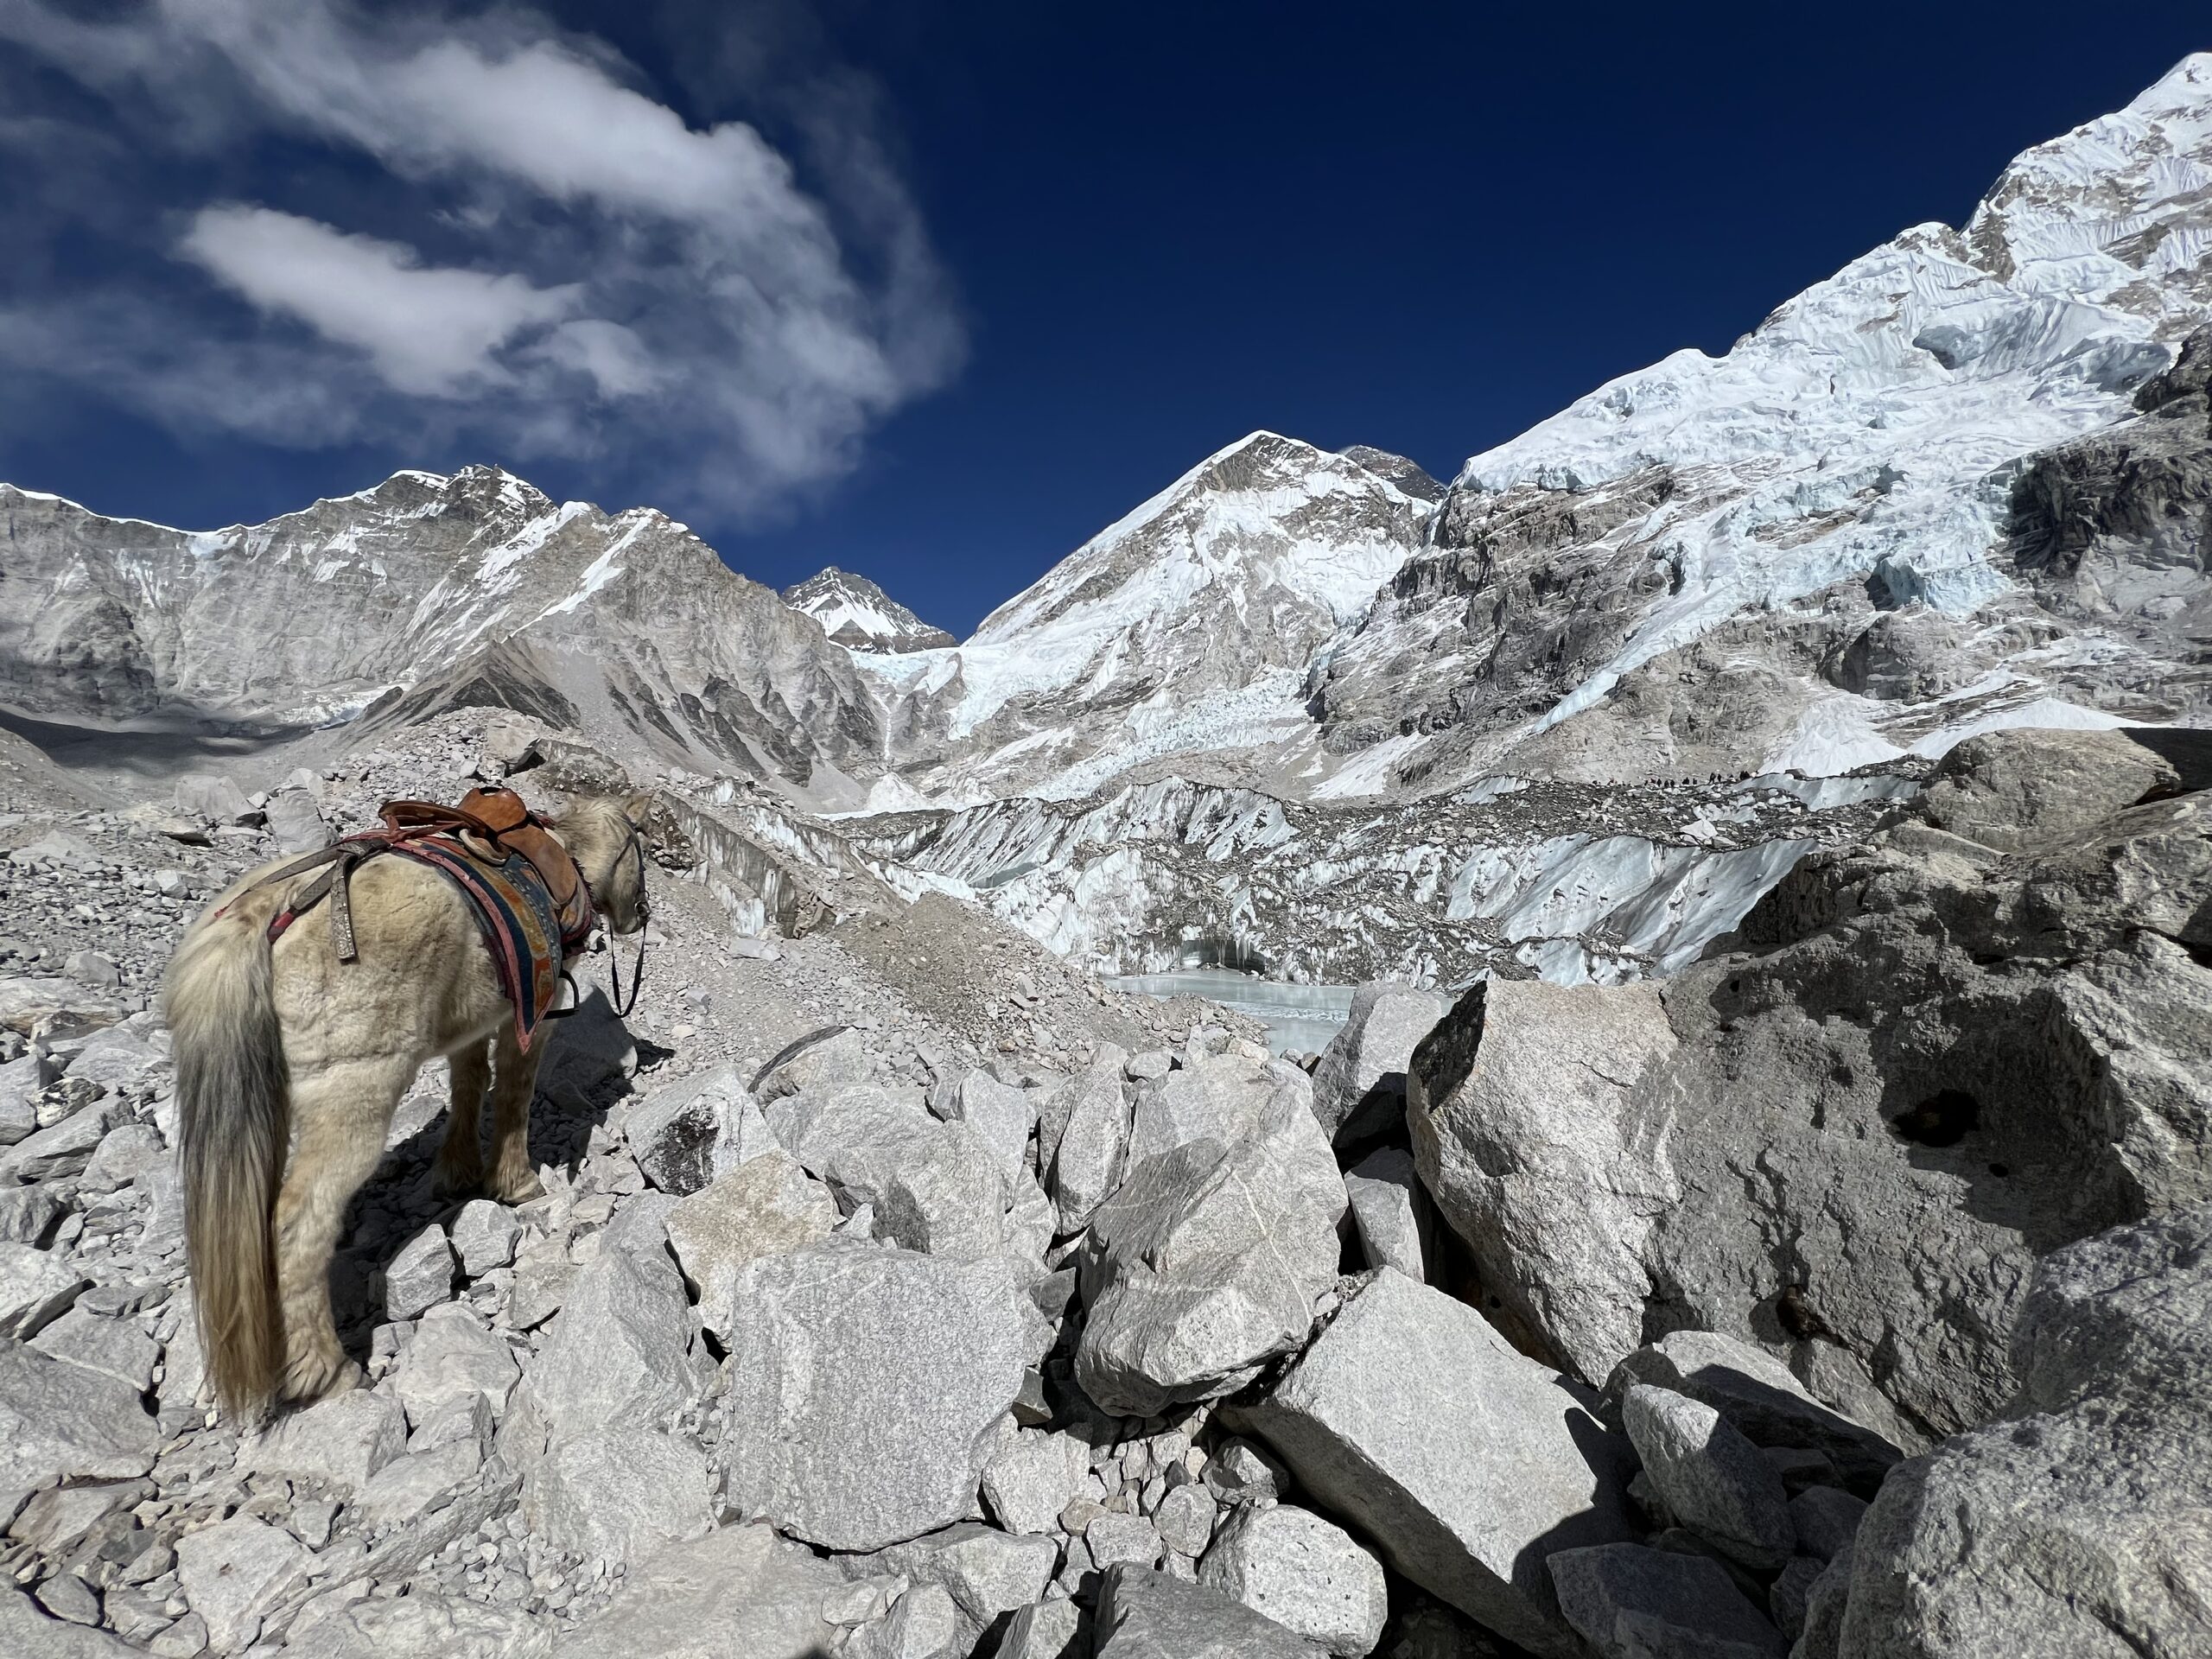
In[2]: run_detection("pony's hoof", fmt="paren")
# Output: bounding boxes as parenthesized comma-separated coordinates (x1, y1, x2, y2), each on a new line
(280, 1351, 363, 1405)
(488, 1166, 544, 1204)
(429, 1161, 483, 1201)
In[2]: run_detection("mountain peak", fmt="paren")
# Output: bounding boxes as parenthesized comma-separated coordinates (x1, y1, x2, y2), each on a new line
(782, 566, 956, 653)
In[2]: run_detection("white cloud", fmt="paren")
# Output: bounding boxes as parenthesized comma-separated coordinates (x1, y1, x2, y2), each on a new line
(178, 206, 580, 397)
(0, 0, 964, 516)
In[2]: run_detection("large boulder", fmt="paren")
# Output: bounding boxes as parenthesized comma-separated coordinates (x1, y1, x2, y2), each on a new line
(1094, 1566, 1326, 1657)
(1913, 728, 2180, 854)
(860, 1522, 1060, 1652)
(664, 1149, 839, 1342)
(1410, 747, 2212, 1441)
(1837, 1205, 2212, 1658)
(1620, 1384, 1795, 1570)
(0, 1340, 158, 1516)
(1308, 984, 1451, 1147)
(1077, 1052, 1345, 1415)
(1240, 1268, 1635, 1659)
(547, 1523, 845, 1659)
(719, 1240, 1029, 1550)
(1048, 1046, 1134, 1232)
(1548, 1542, 1785, 1659)
(522, 1427, 715, 1569)
(1198, 1503, 1389, 1656)
(520, 1241, 704, 1446)
(626, 1065, 777, 1197)
(1605, 1330, 1901, 1492)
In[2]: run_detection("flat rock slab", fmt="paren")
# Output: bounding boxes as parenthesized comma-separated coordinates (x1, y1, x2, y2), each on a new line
(1242, 1268, 1634, 1659)
(548, 1523, 845, 1659)
(1095, 1566, 1326, 1657)
(524, 1242, 702, 1443)
(1549, 1542, 1786, 1659)
(719, 1240, 1028, 1550)
(244, 1388, 406, 1492)
(0, 1340, 158, 1515)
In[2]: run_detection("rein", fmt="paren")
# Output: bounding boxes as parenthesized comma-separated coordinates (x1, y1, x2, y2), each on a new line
(562, 820, 651, 1022)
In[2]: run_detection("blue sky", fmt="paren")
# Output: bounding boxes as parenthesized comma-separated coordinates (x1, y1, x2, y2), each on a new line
(0, 3, 2203, 636)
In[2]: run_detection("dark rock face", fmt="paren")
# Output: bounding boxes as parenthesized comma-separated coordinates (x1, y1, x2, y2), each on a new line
(2004, 323, 2212, 723)
(1410, 728, 2212, 1445)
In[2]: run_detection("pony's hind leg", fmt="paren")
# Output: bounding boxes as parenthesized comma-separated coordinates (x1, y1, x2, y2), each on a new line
(486, 1023, 547, 1204)
(273, 1056, 414, 1402)
(430, 1039, 491, 1199)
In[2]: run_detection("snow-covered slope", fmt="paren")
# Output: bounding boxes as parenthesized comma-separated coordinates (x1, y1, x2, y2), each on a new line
(857, 433, 1436, 801)
(781, 567, 956, 653)
(0, 467, 882, 790)
(1313, 54, 2212, 793)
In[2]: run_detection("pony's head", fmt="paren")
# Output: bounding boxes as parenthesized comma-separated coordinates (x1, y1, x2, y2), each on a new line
(556, 794, 654, 937)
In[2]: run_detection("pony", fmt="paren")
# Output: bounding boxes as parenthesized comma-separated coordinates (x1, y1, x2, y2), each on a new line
(163, 793, 652, 1418)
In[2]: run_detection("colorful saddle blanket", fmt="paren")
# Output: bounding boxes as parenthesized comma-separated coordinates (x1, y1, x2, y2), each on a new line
(388, 836, 570, 1052)
(254, 787, 594, 1053)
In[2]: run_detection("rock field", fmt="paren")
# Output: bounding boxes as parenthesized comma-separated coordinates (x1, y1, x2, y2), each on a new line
(0, 715, 2205, 1659)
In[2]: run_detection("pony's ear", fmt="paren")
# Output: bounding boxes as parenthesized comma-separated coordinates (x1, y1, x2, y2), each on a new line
(621, 791, 657, 825)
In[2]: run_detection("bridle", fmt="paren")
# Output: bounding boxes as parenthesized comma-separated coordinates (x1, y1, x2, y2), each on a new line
(565, 820, 651, 1021)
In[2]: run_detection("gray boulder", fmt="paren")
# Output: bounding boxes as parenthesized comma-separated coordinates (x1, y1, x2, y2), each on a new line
(1241, 1268, 1634, 1659)
(546, 1522, 845, 1658)
(1094, 1567, 1325, 1657)
(1077, 1054, 1345, 1414)
(1342, 1147, 1429, 1281)
(1548, 1542, 1785, 1659)
(1789, 1487, 1866, 1563)
(1198, 1503, 1389, 1656)
(448, 1199, 522, 1276)
(522, 1426, 715, 1568)
(0, 1341, 158, 1516)
(524, 1241, 703, 1446)
(983, 1427, 1096, 1535)
(173, 772, 255, 825)
(175, 1516, 308, 1653)
(1605, 1332, 1900, 1491)
(767, 1083, 944, 1207)
(1309, 984, 1451, 1147)
(1622, 1385, 1796, 1570)
(1413, 756, 2212, 1441)
(719, 1240, 1028, 1549)
(998, 1596, 1084, 1659)
(264, 787, 333, 854)
(1048, 1047, 1134, 1232)
(874, 1121, 1009, 1259)
(0, 1588, 142, 1656)
(1838, 1205, 2212, 1658)
(944, 1069, 1039, 1190)
(391, 1305, 520, 1425)
(0, 1242, 86, 1338)
(626, 1064, 775, 1196)
(861, 1522, 1060, 1651)
(1914, 727, 2180, 853)
(381, 1224, 455, 1320)
(664, 1148, 839, 1342)
(29, 1306, 159, 1393)
(309, 1591, 553, 1659)
(243, 1388, 406, 1491)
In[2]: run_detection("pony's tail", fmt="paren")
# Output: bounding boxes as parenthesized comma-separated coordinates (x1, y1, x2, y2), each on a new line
(165, 905, 289, 1418)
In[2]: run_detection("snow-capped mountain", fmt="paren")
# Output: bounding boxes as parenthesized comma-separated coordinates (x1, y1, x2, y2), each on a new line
(0, 466, 882, 791)
(854, 433, 1438, 803)
(1308, 54, 2212, 795)
(781, 567, 956, 653)
(853, 54, 2212, 811)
